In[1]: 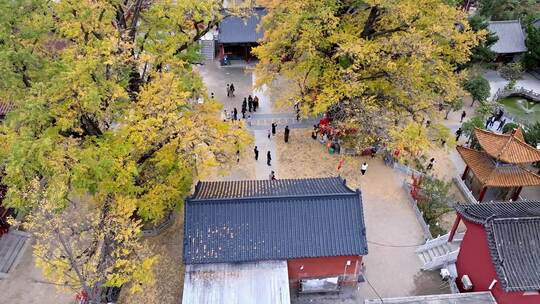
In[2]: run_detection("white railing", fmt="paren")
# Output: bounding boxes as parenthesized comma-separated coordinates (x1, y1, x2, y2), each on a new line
(416, 232, 464, 253)
(403, 182, 433, 240)
(422, 249, 460, 271)
(452, 176, 479, 204)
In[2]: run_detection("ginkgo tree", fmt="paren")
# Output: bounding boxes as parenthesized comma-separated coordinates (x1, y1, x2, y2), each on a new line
(254, 0, 484, 152)
(0, 0, 251, 302)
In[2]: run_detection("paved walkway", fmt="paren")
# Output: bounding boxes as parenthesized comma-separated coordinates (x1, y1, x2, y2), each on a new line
(251, 73, 279, 179)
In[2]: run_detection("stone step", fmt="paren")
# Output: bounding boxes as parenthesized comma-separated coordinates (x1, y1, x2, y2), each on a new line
(0, 230, 30, 276)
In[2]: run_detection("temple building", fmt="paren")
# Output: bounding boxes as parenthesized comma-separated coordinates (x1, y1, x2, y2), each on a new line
(457, 128, 540, 202)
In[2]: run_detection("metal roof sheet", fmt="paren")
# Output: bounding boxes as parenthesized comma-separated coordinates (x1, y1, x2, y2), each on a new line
(364, 292, 497, 304)
(182, 261, 290, 304)
(183, 178, 367, 264)
(218, 8, 266, 43)
(488, 20, 527, 54)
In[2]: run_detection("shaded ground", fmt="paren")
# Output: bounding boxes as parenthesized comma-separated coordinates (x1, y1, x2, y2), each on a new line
(119, 211, 184, 304)
(0, 239, 75, 304)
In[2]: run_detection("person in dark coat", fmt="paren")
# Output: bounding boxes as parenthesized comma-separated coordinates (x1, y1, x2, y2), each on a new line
(284, 126, 290, 143)
(230, 83, 235, 97)
(248, 95, 253, 112)
(485, 117, 492, 128)
(269, 170, 276, 180)
(460, 110, 466, 122)
(253, 96, 259, 111)
(254, 146, 259, 160)
(233, 108, 238, 121)
(497, 119, 506, 131)
(267, 151, 272, 166)
(242, 97, 247, 111)
(455, 127, 463, 141)
(241, 106, 246, 119)
(271, 122, 277, 135)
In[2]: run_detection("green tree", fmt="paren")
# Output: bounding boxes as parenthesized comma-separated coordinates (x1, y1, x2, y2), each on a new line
(253, 0, 483, 149)
(499, 62, 524, 82)
(524, 122, 540, 146)
(0, 0, 251, 301)
(467, 15, 498, 64)
(524, 25, 540, 69)
(418, 176, 453, 236)
(463, 74, 491, 106)
(502, 122, 520, 133)
(478, 0, 540, 21)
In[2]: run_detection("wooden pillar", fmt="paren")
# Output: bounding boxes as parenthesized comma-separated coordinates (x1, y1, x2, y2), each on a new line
(461, 166, 469, 180)
(478, 186, 488, 202)
(511, 186, 523, 201)
(448, 215, 461, 242)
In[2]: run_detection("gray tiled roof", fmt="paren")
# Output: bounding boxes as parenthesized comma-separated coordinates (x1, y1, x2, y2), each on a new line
(456, 201, 540, 292)
(486, 217, 540, 292)
(488, 20, 527, 54)
(218, 8, 266, 43)
(192, 177, 354, 199)
(455, 201, 540, 224)
(183, 177, 367, 264)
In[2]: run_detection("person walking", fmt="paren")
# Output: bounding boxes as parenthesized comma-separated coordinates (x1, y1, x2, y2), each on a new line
(460, 110, 466, 122)
(253, 96, 259, 111)
(485, 117, 492, 128)
(497, 118, 506, 131)
(248, 95, 253, 112)
(221, 110, 228, 122)
(233, 108, 238, 121)
(284, 126, 290, 143)
(230, 83, 235, 97)
(360, 162, 368, 176)
(254, 146, 259, 160)
(242, 97, 247, 111)
(241, 106, 246, 119)
(236, 150, 240, 163)
(271, 122, 277, 136)
(267, 151, 272, 166)
(426, 158, 436, 170)
(269, 170, 276, 180)
(455, 127, 463, 141)
(226, 84, 230, 97)
(267, 129, 271, 139)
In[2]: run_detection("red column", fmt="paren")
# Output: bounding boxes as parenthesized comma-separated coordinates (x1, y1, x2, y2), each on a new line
(448, 215, 461, 242)
(461, 166, 469, 180)
(478, 186, 487, 202)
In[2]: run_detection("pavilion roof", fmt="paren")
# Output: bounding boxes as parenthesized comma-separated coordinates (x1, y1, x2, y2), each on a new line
(457, 145, 540, 187)
(474, 128, 540, 164)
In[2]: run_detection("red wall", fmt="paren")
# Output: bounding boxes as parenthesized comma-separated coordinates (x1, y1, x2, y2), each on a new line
(287, 255, 362, 287)
(457, 219, 540, 304)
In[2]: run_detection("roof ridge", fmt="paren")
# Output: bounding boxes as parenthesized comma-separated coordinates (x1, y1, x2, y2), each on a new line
(489, 20, 522, 24)
(187, 190, 360, 203)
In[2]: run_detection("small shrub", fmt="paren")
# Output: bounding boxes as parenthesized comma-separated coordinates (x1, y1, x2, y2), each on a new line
(502, 122, 519, 134)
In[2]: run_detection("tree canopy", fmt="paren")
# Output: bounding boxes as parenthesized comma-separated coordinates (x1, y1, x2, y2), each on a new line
(477, 0, 540, 21)
(463, 74, 491, 106)
(0, 0, 250, 301)
(254, 0, 483, 151)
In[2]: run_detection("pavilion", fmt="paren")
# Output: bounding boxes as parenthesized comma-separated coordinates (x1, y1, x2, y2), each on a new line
(457, 128, 540, 202)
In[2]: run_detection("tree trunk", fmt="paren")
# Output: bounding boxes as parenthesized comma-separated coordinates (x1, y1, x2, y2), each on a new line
(470, 98, 475, 107)
(445, 109, 451, 119)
